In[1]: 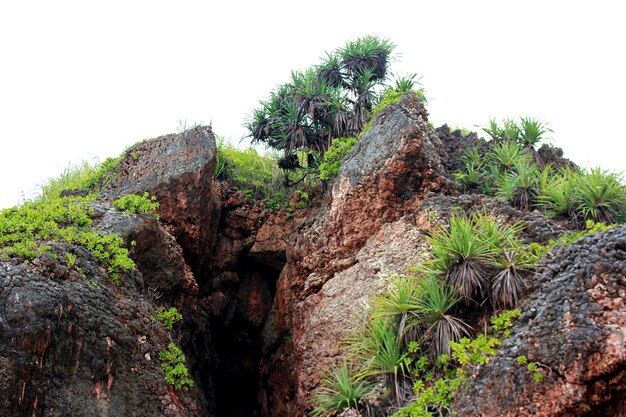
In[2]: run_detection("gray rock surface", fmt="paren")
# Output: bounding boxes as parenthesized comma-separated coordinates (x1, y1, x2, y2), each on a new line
(454, 226, 626, 417)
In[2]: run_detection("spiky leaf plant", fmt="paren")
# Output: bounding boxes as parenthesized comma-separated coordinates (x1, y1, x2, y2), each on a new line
(519, 117, 551, 149)
(491, 250, 527, 309)
(371, 275, 426, 347)
(501, 118, 521, 142)
(454, 147, 485, 192)
(480, 118, 504, 140)
(311, 362, 374, 417)
(426, 215, 496, 302)
(495, 160, 540, 210)
(348, 317, 408, 405)
(392, 73, 419, 94)
(535, 168, 579, 219)
(574, 167, 626, 225)
(488, 141, 531, 172)
(417, 276, 471, 358)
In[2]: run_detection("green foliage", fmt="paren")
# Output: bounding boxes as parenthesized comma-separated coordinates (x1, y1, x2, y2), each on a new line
(214, 137, 288, 205)
(247, 36, 396, 158)
(455, 137, 626, 225)
(0, 195, 134, 284)
(529, 220, 614, 260)
(574, 167, 626, 224)
(534, 166, 626, 225)
(391, 310, 519, 417)
(113, 192, 159, 218)
(158, 343, 194, 390)
(311, 362, 374, 417)
(37, 156, 122, 203)
(64, 252, 77, 267)
(516, 355, 544, 382)
(480, 117, 551, 150)
(425, 215, 495, 301)
(319, 137, 357, 180)
(155, 307, 183, 331)
(416, 276, 471, 358)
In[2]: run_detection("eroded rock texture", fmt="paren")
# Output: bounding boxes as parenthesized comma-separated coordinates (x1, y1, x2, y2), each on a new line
(263, 92, 454, 415)
(0, 231, 204, 417)
(455, 227, 626, 417)
(103, 125, 220, 274)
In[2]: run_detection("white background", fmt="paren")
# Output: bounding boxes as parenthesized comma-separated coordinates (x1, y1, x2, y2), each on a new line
(1, 0, 624, 208)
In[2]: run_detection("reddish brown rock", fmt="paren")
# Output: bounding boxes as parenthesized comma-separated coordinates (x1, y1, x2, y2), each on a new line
(264, 92, 452, 415)
(102, 126, 220, 274)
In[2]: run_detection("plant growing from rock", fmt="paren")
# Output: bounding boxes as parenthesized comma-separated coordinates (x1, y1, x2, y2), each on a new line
(158, 343, 194, 390)
(0, 195, 134, 284)
(319, 137, 357, 181)
(155, 307, 183, 331)
(417, 276, 471, 358)
(425, 215, 496, 302)
(311, 362, 374, 417)
(574, 167, 626, 224)
(113, 192, 160, 218)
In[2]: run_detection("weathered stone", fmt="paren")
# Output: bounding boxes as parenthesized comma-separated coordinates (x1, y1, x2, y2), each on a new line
(454, 227, 626, 417)
(102, 126, 220, 274)
(0, 246, 204, 417)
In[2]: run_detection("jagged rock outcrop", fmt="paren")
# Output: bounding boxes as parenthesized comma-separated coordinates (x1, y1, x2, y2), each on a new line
(453, 226, 626, 416)
(102, 126, 221, 274)
(0, 226, 204, 417)
(264, 92, 454, 414)
(2, 94, 623, 417)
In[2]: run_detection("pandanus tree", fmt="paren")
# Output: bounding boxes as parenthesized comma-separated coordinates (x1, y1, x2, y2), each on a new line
(245, 36, 395, 174)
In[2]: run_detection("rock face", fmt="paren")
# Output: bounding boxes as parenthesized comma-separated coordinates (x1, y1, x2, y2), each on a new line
(264, 92, 453, 415)
(454, 226, 626, 417)
(2, 96, 624, 417)
(0, 238, 204, 417)
(103, 126, 220, 274)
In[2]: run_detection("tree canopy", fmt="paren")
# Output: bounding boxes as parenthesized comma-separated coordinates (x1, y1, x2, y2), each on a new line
(245, 36, 403, 169)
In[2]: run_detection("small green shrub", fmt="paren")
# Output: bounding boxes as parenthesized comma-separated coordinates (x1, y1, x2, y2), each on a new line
(391, 309, 520, 417)
(0, 196, 134, 285)
(319, 137, 356, 180)
(158, 343, 194, 390)
(155, 307, 183, 331)
(113, 192, 160, 218)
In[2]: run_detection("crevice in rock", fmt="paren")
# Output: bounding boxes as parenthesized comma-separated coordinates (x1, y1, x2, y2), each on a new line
(206, 260, 281, 417)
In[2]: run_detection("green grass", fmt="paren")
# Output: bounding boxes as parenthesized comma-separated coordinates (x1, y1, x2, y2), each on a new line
(311, 362, 373, 417)
(215, 137, 286, 200)
(37, 156, 122, 203)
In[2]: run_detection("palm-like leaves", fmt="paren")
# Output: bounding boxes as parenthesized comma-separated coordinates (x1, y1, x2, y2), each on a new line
(519, 117, 551, 149)
(575, 167, 626, 224)
(246, 36, 396, 164)
(311, 362, 374, 417)
(491, 250, 527, 309)
(426, 215, 496, 301)
(418, 276, 471, 358)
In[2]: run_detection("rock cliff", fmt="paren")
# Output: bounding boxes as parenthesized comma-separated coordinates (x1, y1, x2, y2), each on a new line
(1, 95, 624, 417)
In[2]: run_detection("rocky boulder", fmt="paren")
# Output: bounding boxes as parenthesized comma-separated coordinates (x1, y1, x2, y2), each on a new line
(454, 226, 626, 417)
(0, 241, 204, 417)
(102, 126, 220, 274)
(264, 92, 453, 415)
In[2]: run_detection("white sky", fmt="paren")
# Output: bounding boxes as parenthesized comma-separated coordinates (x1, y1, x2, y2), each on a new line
(1, 1, 624, 209)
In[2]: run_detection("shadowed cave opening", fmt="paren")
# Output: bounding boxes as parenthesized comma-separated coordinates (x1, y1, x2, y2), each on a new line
(201, 260, 282, 417)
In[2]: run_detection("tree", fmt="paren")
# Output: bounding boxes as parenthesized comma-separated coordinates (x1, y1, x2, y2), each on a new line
(245, 36, 395, 170)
